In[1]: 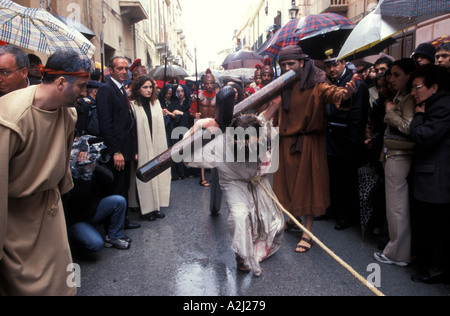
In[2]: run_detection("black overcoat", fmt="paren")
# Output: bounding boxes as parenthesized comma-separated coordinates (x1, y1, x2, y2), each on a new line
(410, 90, 450, 204)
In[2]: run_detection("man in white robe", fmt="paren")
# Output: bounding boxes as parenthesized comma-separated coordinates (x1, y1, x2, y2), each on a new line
(182, 112, 284, 276)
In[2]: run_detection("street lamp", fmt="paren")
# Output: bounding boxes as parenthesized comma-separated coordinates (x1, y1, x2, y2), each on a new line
(289, 0, 299, 20)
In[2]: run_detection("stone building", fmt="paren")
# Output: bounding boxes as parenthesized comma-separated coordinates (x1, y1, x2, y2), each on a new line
(14, 0, 192, 73)
(233, 0, 450, 61)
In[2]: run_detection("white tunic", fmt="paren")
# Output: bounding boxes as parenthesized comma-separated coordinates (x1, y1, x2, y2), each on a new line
(183, 120, 284, 276)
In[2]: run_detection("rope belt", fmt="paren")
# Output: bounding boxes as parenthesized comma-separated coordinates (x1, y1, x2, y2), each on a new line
(252, 176, 386, 297)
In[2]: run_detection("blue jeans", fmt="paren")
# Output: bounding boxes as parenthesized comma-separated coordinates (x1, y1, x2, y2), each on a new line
(68, 195, 127, 252)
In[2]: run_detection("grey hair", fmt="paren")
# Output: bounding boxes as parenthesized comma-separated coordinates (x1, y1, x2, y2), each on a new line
(0, 45, 30, 71)
(108, 56, 127, 70)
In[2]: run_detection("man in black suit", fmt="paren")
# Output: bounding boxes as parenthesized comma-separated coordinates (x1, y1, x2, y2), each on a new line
(97, 56, 140, 230)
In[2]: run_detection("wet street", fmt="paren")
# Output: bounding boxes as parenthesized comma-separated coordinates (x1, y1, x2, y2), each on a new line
(74, 173, 450, 297)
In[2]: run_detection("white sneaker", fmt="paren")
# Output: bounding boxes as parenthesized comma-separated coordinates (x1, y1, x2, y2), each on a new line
(374, 252, 408, 267)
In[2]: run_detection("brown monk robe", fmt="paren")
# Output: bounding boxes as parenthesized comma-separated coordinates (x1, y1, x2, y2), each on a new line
(272, 45, 355, 253)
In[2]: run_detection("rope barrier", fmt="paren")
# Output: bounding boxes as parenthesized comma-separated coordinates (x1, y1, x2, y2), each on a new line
(256, 177, 386, 297)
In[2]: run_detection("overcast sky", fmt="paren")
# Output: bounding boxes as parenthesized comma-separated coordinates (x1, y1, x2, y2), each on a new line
(179, 0, 259, 70)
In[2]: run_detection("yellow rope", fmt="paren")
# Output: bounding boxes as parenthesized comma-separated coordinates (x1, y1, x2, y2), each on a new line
(256, 178, 386, 297)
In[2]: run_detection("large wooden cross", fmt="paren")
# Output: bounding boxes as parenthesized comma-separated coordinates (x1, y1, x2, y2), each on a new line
(136, 69, 301, 183)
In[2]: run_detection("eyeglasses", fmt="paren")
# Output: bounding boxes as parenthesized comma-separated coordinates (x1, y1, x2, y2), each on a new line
(412, 84, 424, 91)
(0, 67, 22, 79)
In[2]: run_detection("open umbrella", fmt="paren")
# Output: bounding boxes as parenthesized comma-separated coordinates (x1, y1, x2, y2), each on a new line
(222, 50, 264, 70)
(298, 24, 354, 60)
(378, 0, 450, 18)
(261, 13, 354, 59)
(149, 64, 189, 81)
(198, 68, 222, 86)
(428, 35, 450, 48)
(0, 0, 95, 58)
(337, 0, 437, 61)
(221, 68, 256, 85)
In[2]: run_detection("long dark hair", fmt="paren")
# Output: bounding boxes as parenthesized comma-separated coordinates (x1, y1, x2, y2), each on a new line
(130, 74, 158, 104)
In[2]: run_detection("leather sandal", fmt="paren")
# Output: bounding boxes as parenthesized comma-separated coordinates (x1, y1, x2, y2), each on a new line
(199, 179, 210, 187)
(295, 236, 313, 253)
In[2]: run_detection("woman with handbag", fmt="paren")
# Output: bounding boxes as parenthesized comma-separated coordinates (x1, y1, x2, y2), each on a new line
(374, 58, 417, 267)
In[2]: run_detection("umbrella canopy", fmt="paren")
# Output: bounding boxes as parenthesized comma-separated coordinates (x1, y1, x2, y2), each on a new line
(378, 0, 450, 18)
(197, 68, 223, 86)
(261, 13, 354, 59)
(337, 1, 437, 61)
(358, 52, 395, 65)
(298, 24, 354, 60)
(148, 64, 189, 81)
(0, 0, 95, 58)
(221, 68, 256, 83)
(221, 50, 264, 70)
(428, 35, 450, 48)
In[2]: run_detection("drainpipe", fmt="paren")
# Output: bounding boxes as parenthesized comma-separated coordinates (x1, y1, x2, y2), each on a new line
(133, 22, 137, 61)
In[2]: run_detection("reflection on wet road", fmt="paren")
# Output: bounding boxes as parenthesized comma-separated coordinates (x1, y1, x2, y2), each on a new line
(75, 176, 449, 296)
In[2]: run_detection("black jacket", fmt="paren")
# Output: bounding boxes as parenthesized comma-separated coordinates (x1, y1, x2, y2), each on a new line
(96, 78, 137, 161)
(63, 163, 114, 226)
(410, 90, 450, 204)
(325, 67, 369, 163)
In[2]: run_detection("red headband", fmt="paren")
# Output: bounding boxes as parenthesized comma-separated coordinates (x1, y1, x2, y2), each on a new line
(38, 65, 90, 78)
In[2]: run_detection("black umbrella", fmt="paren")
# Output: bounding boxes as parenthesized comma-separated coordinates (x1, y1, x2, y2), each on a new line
(148, 65, 189, 81)
(297, 25, 355, 60)
(222, 50, 264, 70)
(339, 37, 397, 62)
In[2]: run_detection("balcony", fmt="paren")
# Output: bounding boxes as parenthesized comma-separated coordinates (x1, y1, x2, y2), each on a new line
(119, 0, 148, 23)
(310, 0, 348, 14)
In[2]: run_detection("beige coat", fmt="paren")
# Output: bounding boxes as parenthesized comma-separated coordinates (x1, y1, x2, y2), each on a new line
(0, 86, 77, 296)
(128, 99, 171, 214)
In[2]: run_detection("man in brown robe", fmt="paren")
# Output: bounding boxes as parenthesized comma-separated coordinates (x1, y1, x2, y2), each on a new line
(271, 45, 355, 253)
(0, 51, 91, 296)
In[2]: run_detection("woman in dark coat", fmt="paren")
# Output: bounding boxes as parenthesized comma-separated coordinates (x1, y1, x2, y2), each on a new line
(409, 65, 450, 284)
(167, 84, 192, 180)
